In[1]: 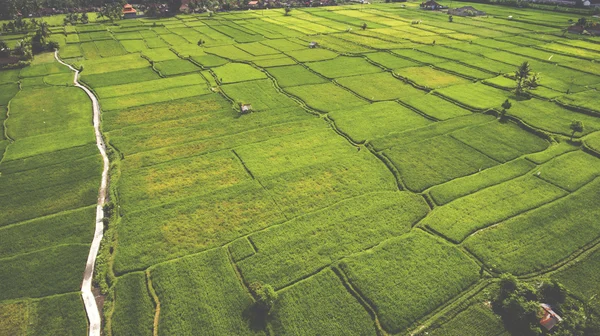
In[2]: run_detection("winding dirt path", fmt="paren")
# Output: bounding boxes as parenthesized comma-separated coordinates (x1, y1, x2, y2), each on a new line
(55, 51, 109, 336)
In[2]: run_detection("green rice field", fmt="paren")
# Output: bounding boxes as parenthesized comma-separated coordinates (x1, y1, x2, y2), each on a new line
(1, 1, 600, 335)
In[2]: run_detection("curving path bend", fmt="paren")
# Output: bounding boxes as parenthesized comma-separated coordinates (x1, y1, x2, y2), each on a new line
(55, 50, 108, 336)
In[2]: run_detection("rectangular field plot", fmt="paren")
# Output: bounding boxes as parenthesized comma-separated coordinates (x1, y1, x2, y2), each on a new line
(221, 79, 297, 111)
(305, 56, 382, 79)
(336, 72, 425, 101)
(451, 122, 549, 163)
(422, 175, 567, 243)
(329, 101, 432, 143)
(435, 83, 511, 110)
(111, 272, 155, 336)
(238, 192, 428, 289)
(394, 67, 469, 89)
(400, 94, 471, 120)
(270, 268, 376, 335)
(95, 73, 206, 99)
(266, 65, 327, 88)
(429, 158, 536, 206)
(154, 59, 201, 76)
(339, 230, 480, 334)
(151, 248, 260, 336)
(464, 178, 600, 275)
(212, 63, 267, 83)
(284, 48, 339, 62)
(364, 52, 420, 69)
(81, 67, 160, 88)
(537, 150, 600, 192)
(81, 54, 151, 75)
(384, 135, 498, 192)
(426, 302, 508, 336)
(285, 82, 368, 112)
(552, 248, 600, 302)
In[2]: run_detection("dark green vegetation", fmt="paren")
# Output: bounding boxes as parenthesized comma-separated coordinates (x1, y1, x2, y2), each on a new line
(1, 2, 600, 335)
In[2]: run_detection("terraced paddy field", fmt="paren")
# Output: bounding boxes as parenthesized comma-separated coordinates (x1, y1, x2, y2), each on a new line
(1, 2, 600, 335)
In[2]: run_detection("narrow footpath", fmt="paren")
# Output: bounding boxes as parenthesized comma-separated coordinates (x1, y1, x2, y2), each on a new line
(55, 50, 109, 336)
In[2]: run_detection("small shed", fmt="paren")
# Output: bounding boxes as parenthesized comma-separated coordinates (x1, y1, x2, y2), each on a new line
(240, 104, 253, 114)
(420, 0, 446, 10)
(122, 4, 137, 18)
(248, 0, 259, 7)
(540, 304, 562, 331)
(309, 41, 319, 48)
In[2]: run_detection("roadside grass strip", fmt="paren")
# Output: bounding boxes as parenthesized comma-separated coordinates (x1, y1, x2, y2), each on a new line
(0, 206, 95, 259)
(151, 248, 260, 336)
(336, 72, 426, 101)
(384, 135, 498, 192)
(339, 230, 480, 334)
(270, 268, 376, 335)
(212, 63, 267, 83)
(81, 67, 161, 88)
(508, 99, 600, 137)
(0, 293, 88, 336)
(552, 248, 600, 302)
(429, 158, 536, 206)
(328, 101, 432, 143)
(285, 82, 368, 112)
(304, 56, 381, 78)
(394, 66, 470, 89)
(238, 192, 428, 289)
(423, 175, 567, 243)
(266, 65, 328, 88)
(464, 178, 600, 275)
(450, 122, 549, 163)
(111, 272, 155, 336)
(0, 244, 89, 300)
(154, 59, 201, 76)
(426, 302, 509, 336)
(537, 150, 600, 192)
(400, 94, 471, 120)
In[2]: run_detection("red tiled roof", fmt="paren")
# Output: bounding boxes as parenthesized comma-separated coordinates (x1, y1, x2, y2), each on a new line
(123, 4, 137, 14)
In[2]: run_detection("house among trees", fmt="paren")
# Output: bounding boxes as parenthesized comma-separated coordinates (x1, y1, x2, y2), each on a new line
(540, 304, 563, 331)
(420, 0, 446, 10)
(248, 1, 260, 7)
(448, 6, 485, 16)
(122, 4, 137, 18)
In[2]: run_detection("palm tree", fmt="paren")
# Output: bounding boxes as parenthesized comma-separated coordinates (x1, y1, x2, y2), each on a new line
(515, 61, 531, 96)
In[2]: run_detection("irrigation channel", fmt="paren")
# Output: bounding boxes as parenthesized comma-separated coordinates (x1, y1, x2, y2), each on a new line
(55, 50, 109, 336)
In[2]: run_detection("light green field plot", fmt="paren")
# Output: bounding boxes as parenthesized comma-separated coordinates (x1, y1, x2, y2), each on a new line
(270, 268, 376, 335)
(0, 83, 19, 105)
(20, 61, 71, 78)
(508, 99, 600, 137)
(0, 69, 20, 84)
(435, 83, 511, 110)
(340, 230, 480, 333)
(154, 59, 201, 76)
(336, 72, 425, 101)
(285, 82, 368, 112)
(553, 248, 600, 301)
(212, 63, 267, 83)
(557, 90, 600, 114)
(537, 150, 600, 192)
(96, 73, 205, 99)
(260, 38, 306, 52)
(429, 158, 537, 206)
(384, 135, 498, 192)
(81, 67, 160, 88)
(266, 65, 327, 87)
(101, 83, 209, 111)
(395, 66, 470, 89)
(229, 237, 255, 263)
(400, 94, 471, 120)
(81, 54, 150, 75)
(191, 54, 229, 67)
(205, 45, 255, 61)
(423, 175, 567, 243)
(305, 56, 381, 78)
(238, 192, 428, 289)
(284, 48, 339, 62)
(24, 293, 88, 336)
(120, 39, 148, 53)
(585, 132, 600, 153)
(221, 79, 297, 111)
(151, 248, 260, 336)
(434, 61, 496, 80)
(451, 121, 549, 163)
(111, 272, 155, 336)
(142, 47, 180, 62)
(465, 178, 600, 275)
(236, 42, 280, 56)
(364, 51, 420, 69)
(329, 101, 432, 143)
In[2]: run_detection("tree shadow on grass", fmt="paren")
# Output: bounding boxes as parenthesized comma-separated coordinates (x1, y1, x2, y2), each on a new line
(242, 303, 271, 332)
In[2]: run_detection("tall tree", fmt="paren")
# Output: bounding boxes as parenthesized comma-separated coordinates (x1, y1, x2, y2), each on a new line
(515, 61, 540, 96)
(570, 120, 584, 140)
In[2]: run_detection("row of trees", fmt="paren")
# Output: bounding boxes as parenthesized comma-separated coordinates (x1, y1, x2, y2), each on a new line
(0, 21, 57, 65)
